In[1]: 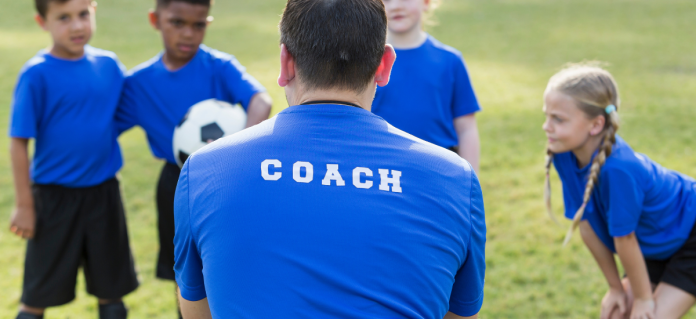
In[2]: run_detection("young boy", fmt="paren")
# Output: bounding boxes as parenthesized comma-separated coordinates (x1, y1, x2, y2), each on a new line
(115, 0, 271, 315)
(9, 0, 139, 318)
(373, 0, 481, 172)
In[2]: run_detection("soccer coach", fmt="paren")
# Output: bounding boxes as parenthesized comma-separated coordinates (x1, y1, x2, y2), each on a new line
(172, 0, 486, 318)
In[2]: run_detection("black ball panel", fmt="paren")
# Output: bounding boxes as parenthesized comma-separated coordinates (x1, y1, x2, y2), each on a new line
(201, 123, 224, 143)
(179, 150, 190, 166)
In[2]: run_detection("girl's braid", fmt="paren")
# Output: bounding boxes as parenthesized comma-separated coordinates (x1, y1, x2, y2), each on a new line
(544, 149, 560, 226)
(562, 110, 620, 246)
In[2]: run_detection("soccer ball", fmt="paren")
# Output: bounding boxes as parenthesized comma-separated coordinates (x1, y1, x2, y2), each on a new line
(173, 99, 247, 167)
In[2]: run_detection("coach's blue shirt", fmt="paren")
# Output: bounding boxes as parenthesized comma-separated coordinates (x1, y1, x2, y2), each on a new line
(174, 104, 486, 318)
(116, 44, 265, 164)
(372, 35, 481, 149)
(554, 136, 696, 260)
(9, 46, 124, 187)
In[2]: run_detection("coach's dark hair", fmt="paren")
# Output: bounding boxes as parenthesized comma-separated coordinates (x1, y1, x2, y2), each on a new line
(279, 0, 387, 93)
(156, 0, 211, 9)
(35, 0, 71, 18)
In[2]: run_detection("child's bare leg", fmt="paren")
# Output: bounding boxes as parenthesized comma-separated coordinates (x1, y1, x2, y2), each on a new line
(653, 283, 695, 319)
(18, 304, 44, 315)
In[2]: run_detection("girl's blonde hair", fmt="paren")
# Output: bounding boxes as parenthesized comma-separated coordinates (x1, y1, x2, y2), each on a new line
(544, 63, 621, 245)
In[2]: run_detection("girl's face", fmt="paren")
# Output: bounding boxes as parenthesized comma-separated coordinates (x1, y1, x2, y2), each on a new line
(383, 0, 429, 34)
(542, 90, 603, 153)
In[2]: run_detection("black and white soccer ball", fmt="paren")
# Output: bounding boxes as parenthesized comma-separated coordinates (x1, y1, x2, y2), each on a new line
(173, 99, 247, 167)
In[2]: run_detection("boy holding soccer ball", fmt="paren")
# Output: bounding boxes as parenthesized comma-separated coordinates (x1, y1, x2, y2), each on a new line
(8, 0, 139, 318)
(115, 0, 271, 315)
(372, 0, 481, 172)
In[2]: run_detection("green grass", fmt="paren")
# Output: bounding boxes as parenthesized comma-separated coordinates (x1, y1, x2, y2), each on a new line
(1, 0, 696, 317)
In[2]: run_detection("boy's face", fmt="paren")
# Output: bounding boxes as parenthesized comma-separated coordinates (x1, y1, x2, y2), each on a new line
(151, 2, 210, 63)
(37, 0, 95, 59)
(383, 0, 429, 34)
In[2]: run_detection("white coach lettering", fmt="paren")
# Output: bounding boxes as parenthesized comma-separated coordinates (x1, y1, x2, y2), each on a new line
(378, 169, 402, 193)
(261, 159, 282, 181)
(293, 161, 314, 183)
(322, 164, 346, 186)
(353, 167, 373, 189)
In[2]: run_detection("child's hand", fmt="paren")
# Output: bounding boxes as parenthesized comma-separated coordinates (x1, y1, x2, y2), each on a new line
(630, 298, 655, 319)
(601, 288, 627, 319)
(10, 205, 36, 239)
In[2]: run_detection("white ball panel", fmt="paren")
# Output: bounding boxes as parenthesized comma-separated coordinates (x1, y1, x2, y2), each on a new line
(216, 105, 247, 136)
(173, 99, 249, 167)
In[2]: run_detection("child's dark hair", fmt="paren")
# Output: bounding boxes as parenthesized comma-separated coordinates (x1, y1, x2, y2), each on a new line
(156, 0, 211, 9)
(35, 0, 70, 18)
(279, 0, 387, 93)
(544, 63, 621, 245)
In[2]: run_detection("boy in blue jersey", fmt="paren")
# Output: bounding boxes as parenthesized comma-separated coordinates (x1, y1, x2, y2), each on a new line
(8, 1, 138, 318)
(115, 0, 271, 315)
(173, 0, 486, 318)
(373, 0, 481, 172)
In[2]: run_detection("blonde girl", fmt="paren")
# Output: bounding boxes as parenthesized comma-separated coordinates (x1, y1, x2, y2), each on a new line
(543, 64, 696, 319)
(373, 0, 481, 172)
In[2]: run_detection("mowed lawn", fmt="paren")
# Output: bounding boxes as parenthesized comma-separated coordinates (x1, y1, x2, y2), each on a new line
(1, 0, 696, 317)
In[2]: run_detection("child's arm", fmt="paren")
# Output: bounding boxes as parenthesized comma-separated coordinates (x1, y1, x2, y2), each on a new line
(9, 137, 35, 239)
(453, 114, 480, 173)
(615, 233, 656, 318)
(178, 291, 212, 319)
(245, 92, 272, 128)
(444, 312, 476, 319)
(579, 221, 628, 319)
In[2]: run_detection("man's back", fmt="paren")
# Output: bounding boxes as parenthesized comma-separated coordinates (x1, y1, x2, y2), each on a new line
(174, 103, 485, 318)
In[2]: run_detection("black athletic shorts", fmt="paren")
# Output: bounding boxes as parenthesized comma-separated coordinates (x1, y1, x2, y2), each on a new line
(644, 222, 696, 297)
(22, 178, 139, 308)
(155, 162, 181, 281)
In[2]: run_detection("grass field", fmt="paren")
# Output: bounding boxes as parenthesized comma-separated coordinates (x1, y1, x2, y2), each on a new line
(1, 0, 696, 318)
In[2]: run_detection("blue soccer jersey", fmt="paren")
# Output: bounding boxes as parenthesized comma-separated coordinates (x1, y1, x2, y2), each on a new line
(174, 104, 487, 318)
(372, 35, 481, 149)
(9, 46, 125, 187)
(554, 135, 696, 259)
(116, 44, 266, 164)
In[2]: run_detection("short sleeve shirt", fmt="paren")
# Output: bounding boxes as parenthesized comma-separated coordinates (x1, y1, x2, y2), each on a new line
(9, 46, 125, 187)
(174, 104, 487, 318)
(372, 35, 481, 148)
(554, 136, 696, 259)
(116, 45, 266, 164)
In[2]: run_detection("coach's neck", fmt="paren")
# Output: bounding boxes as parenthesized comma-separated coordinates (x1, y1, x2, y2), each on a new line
(277, 44, 396, 112)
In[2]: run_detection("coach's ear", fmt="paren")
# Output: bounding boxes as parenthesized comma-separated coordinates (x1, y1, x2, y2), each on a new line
(375, 44, 396, 87)
(148, 9, 160, 30)
(277, 44, 296, 87)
